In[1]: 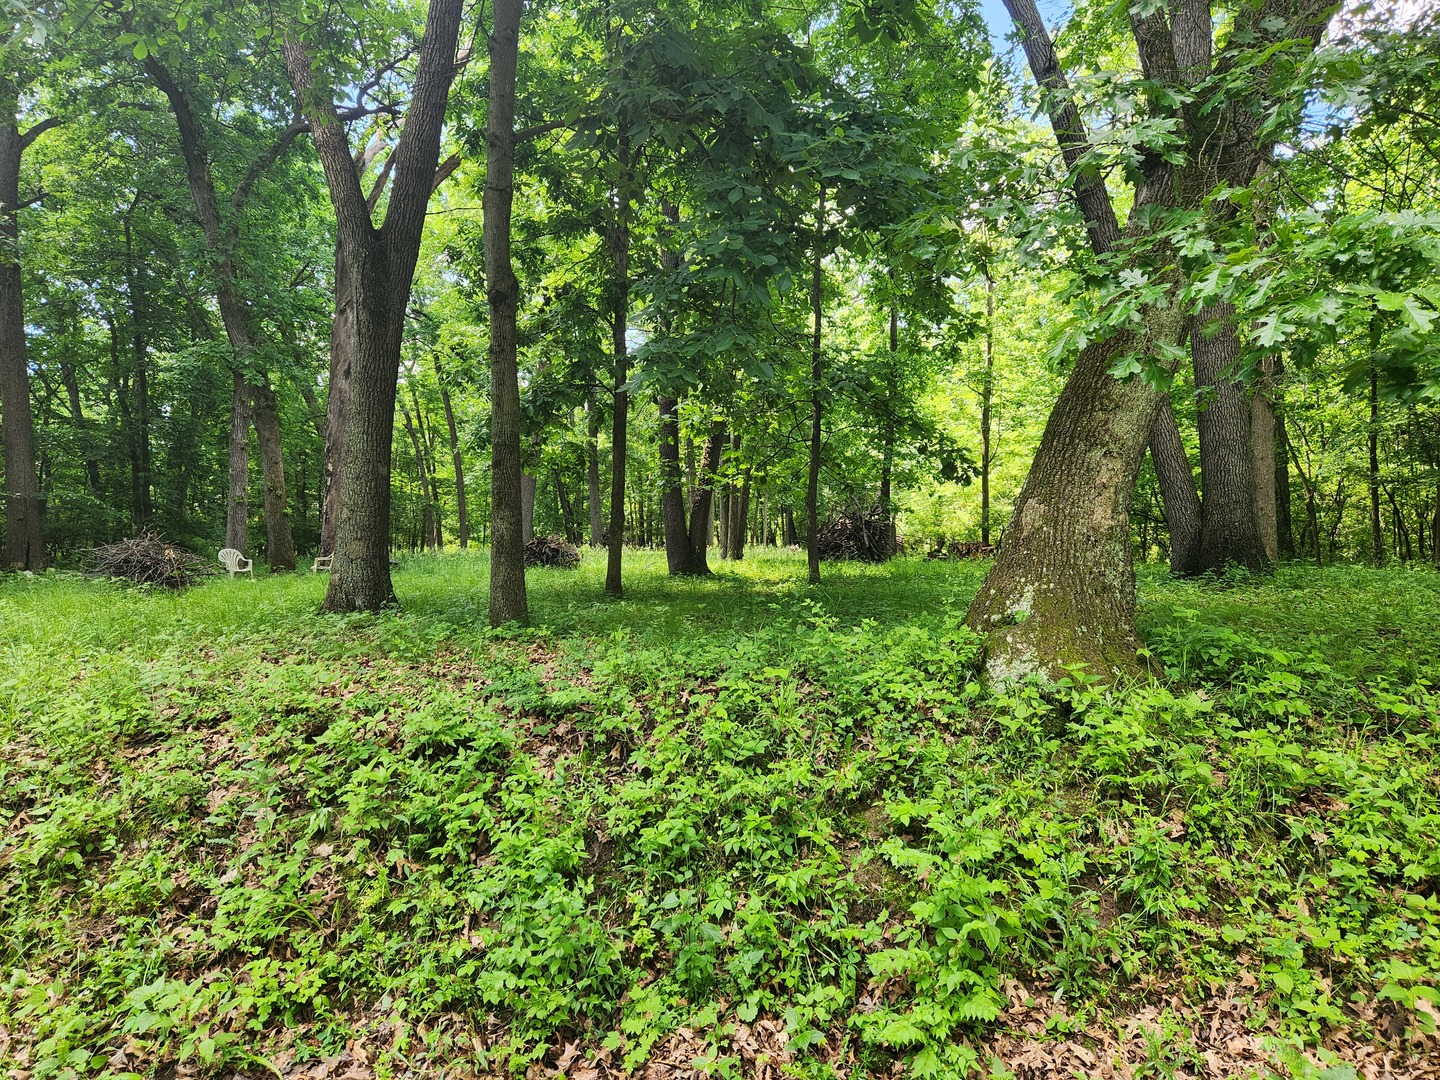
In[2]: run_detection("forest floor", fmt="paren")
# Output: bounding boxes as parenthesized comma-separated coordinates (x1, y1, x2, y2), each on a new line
(2, 551, 1439, 1080)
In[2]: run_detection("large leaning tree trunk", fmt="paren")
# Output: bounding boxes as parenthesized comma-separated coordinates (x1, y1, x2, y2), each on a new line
(0, 97, 53, 571)
(285, 0, 463, 611)
(142, 53, 300, 570)
(972, 0, 1331, 681)
(485, 0, 528, 625)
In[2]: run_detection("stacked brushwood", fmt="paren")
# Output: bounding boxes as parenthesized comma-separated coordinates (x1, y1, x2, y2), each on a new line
(88, 531, 210, 588)
(524, 534, 581, 569)
(815, 512, 897, 563)
(927, 540, 996, 560)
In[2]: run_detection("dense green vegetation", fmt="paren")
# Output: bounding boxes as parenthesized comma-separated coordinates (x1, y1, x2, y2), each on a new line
(3, 554, 1438, 1077)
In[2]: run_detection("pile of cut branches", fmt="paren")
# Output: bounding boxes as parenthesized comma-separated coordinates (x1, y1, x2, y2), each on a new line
(524, 534, 581, 569)
(87, 531, 210, 588)
(816, 512, 897, 563)
(927, 540, 996, 560)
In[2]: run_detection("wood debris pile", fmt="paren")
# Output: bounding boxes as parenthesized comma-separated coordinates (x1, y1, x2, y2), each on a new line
(524, 534, 581, 569)
(86, 531, 209, 588)
(928, 539, 996, 560)
(815, 512, 897, 563)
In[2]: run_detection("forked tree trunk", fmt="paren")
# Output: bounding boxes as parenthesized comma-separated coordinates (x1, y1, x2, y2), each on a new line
(0, 110, 44, 570)
(965, 327, 1178, 682)
(1191, 305, 1265, 573)
(286, 0, 462, 609)
(482, 0, 527, 623)
(1148, 400, 1200, 572)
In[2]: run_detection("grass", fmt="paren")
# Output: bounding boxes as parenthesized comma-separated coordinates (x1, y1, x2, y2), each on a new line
(1, 550, 1438, 1079)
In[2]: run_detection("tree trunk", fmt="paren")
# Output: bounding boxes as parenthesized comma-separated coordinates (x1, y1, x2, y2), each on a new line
(604, 133, 631, 597)
(122, 212, 154, 525)
(683, 421, 725, 575)
(587, 392, 603, 546)
(981, 267, 995, 547)
(806, 183, 825, 586)
(1275, 399, 1295, 558)
(730, 463, 752, 560)
(520, 469, 537, 544)
(479, 0, 527, 623)
(0, 111, 43, 570)
(322, 238, 355, 556)
(1148, 399, 1201, 573)
(1250, 354, 1279, 561)
(965, 328, 1176, 682)
(782, 505, 796, 546)
(1368, 360, 1384, 567)
(555, 468, 580, 544)
(434, 352, 467, 548)
(251, 381, 297, 569)
(657, 393, 695, 574)
(1191, 305, 1266, 573)
(286, 0, 461, 609)
(227, 370, 250, 551)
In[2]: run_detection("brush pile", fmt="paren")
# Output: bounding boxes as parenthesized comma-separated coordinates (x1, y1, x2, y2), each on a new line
(927, 539, 996, 560)
(815, 512, 897, 563)
(524, 534, 581, 569)
(88, 531, 210, 588)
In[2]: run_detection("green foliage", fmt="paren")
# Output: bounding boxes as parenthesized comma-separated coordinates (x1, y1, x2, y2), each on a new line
(2, 554, 1438, 1076)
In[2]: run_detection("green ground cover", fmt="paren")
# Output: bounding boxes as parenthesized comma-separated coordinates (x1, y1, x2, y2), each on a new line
(2, 552, 1438, 1079)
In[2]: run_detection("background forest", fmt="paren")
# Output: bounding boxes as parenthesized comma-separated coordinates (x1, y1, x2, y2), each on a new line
(1, 0, 1435, 586)
(5, 0, 1440, 1078)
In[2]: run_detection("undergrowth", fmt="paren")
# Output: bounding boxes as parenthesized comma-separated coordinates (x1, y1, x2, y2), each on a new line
(1, 552, 1437, 1079)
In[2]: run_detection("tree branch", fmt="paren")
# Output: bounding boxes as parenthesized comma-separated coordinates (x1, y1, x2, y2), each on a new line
(19, 116, 61, 152)
(231, 116, 309, 211)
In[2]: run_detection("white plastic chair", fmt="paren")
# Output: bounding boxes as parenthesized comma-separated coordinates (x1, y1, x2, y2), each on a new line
(311, 554, 333, 573)
(218, 548, 253, 577)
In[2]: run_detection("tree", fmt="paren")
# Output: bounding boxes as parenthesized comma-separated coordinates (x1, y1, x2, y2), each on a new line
(283, 0, 464, 610)
(966, 0, 1333, 681)
(486, 0, 529, 625)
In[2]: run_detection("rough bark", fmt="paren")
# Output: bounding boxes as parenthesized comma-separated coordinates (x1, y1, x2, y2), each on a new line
(1191, 305, 1266, 573)
(657, 393, 696, 574)
(285, 0, 463, 610)
(0, 106, 45, 570)
(1148, 399, 1201, 572)
(1250, 354, 1279, 561)
(1275, 403, 1295, 558)
(226, 370, 250, 551)
(965, 326, 1178, 682)
(481, 0, 528, 624)
(251, 382, 297, 569)
(321, 238, 354, 556)
(683, 421, 725, 575)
